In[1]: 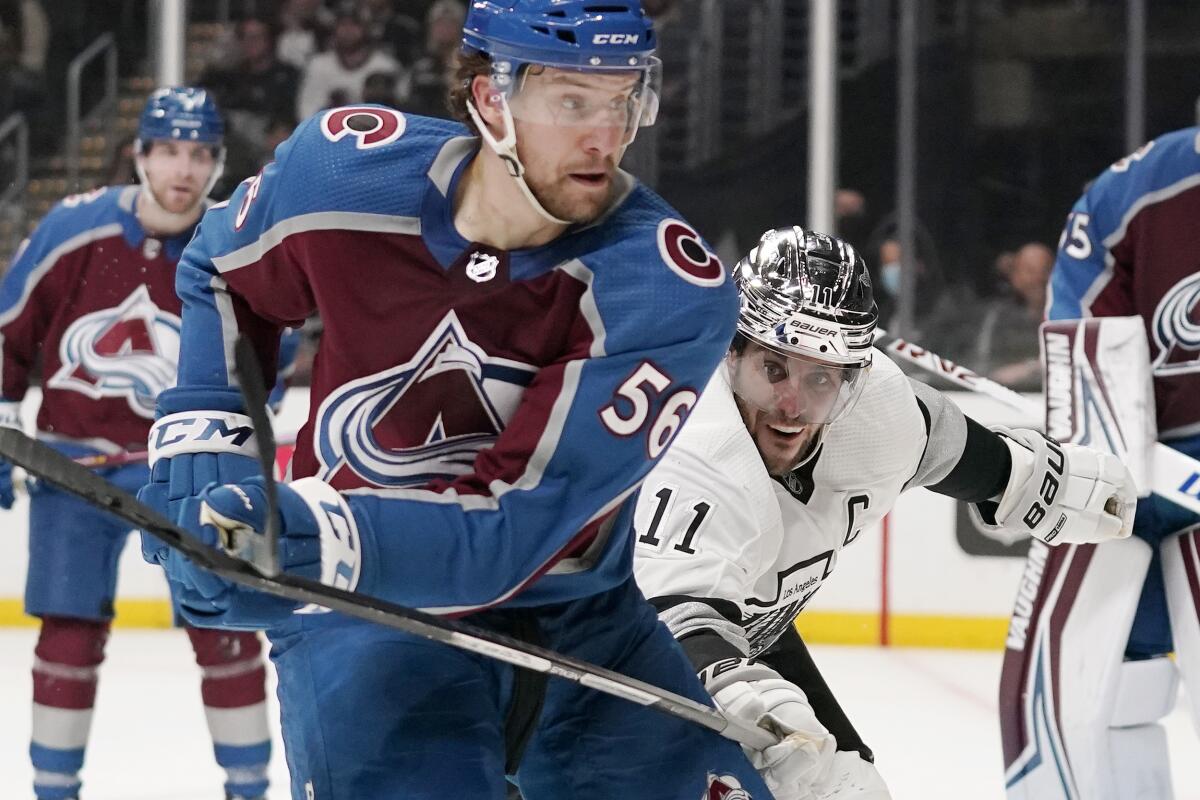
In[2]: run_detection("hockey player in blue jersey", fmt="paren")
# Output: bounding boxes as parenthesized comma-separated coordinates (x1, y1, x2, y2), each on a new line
(138, 3, 802, 798)
(0, 88, 273, 800)
(1000, 128, 1200, 798)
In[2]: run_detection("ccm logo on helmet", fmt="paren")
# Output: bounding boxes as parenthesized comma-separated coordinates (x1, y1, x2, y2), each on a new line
(657, 219, 724, 287)
(593, 33, 640, 44)
(320, 107, 406, 149)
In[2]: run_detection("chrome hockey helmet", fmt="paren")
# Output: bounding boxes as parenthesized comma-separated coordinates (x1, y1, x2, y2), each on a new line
(729, 226, 878, 424)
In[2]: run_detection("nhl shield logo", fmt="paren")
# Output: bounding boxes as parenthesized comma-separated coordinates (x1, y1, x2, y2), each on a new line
(705, 773, 754, 800)
(466, 250, 499, 283)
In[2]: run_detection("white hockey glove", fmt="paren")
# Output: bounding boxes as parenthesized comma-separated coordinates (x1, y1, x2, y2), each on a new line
(972, 427, 1136, 546)
(811, 751, 891, 799)
(704, 659, 837, 800)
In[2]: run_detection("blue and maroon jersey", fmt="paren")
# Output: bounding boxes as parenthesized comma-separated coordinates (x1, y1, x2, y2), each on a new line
(0, 185, 193, 452)
(172, 106, 737, 614)
(1048, 127, 1200, 439)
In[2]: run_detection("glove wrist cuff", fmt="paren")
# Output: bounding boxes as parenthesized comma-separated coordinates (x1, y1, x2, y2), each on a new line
(290, 477, 362, 593)
(148, 411, 259, 466)
(698, 657, 782, 696)
(992, 427, 1037, 518)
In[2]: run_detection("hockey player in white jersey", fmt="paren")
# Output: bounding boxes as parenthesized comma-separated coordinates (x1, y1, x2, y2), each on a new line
(633, 227, 1138, 799)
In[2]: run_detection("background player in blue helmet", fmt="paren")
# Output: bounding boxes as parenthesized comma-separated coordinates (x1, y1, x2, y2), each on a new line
(999, 127, 1200, 799)
(134, 2, 819, 798)
(0, 87, 273, 800)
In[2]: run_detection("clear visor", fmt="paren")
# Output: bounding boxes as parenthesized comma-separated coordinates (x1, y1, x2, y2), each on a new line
(728, 343, 870, 425)
(491, 59, 662, 146)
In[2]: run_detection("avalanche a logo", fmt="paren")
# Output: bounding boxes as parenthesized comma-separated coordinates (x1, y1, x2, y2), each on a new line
(48, 285, 180, 418)
(1152, 271, 1200, 376)
(315, 310, 536, 487)
(705, 774, 753, 800)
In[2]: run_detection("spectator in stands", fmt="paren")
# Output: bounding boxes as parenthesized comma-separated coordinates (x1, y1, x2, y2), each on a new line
(0, 0, 47, 120)
(296, 8, 404, 121)
(401, 0, 466, 119)
(641, 0, 680, 25)
(357, 0, 424, 68)
(972, 241, 1054, 390)
(362, 70, 401, 108)
(277, 0, 334, 70)
(869, 232, 976, 366)
(200, 16, 300, 164)
(1, 0, 46, 73)
(875, 238, 906, 325)
(834, 188, 872, 248)
(264, 113, 299, 158)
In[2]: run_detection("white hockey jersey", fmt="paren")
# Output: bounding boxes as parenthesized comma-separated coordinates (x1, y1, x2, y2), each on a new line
(634, 351, 972, 659)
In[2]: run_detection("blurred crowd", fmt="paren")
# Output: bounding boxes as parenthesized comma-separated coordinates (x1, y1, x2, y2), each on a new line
(834, 188, 1052, 391)
(0, 0, 1053, 390)
(0, 0, 48, 125)
(192, 0, 467, 197)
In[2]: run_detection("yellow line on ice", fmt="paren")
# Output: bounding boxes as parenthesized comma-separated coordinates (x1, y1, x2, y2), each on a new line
(0, 600, 1012, 649)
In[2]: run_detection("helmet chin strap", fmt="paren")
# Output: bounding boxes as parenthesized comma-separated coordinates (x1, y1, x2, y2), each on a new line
(133, 145, 226, 236)
(466, 96, 571, 227)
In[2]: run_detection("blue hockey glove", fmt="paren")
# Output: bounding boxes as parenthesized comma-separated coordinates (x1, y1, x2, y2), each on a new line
(138, 388, 262, 565)
(166, 476, 362, 629)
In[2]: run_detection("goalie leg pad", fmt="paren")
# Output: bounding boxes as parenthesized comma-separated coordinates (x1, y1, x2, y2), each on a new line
(1041, 317, 1156, 494)
(1001, 536, 1152, 800)
(1161, 526, 1200, 739)
(1110, 657, 1178, 728)
(1106, 725, 1174, 800)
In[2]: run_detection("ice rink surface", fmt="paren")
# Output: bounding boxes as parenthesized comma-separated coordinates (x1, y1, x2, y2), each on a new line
(1, 629, 1199, 799)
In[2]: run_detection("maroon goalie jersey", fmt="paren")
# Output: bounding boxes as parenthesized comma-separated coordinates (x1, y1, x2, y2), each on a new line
(0, 185, 194, 452)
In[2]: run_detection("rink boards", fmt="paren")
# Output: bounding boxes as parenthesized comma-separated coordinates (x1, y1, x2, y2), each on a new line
(0, 387, 1040, 649)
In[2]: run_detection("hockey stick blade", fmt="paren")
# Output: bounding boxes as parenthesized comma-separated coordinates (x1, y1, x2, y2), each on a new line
(232, 336, 281, 576)
(0, 427, 775, 751)
(875, 328, 1200, 516)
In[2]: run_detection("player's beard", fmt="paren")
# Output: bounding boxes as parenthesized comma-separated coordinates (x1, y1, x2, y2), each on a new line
(733, 395, 823, 476)
(150, 182, 201, 215)
(523, 156, 620, 225)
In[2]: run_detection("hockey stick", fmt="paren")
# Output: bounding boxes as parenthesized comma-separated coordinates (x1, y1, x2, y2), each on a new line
(875, 329, 1200, 516)
(74, 450, 150, 468)
(12, 450, 151, 495)
(231, 337, 281, 577)
(0, 428, 776, 751)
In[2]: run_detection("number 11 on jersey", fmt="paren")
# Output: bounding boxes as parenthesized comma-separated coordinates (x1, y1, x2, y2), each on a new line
(637, 485, 713, 555)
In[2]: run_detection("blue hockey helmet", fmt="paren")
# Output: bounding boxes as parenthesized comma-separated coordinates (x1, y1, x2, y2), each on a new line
(461, 1, 660, 135)
(463, 0, 657, 70)
(135, 87, 227, 211)
(459, 2, 661, 225)
(136, 87, 225, 151)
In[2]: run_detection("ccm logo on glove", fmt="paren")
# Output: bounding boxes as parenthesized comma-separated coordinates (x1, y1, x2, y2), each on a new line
(149, 411, 260, 463)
